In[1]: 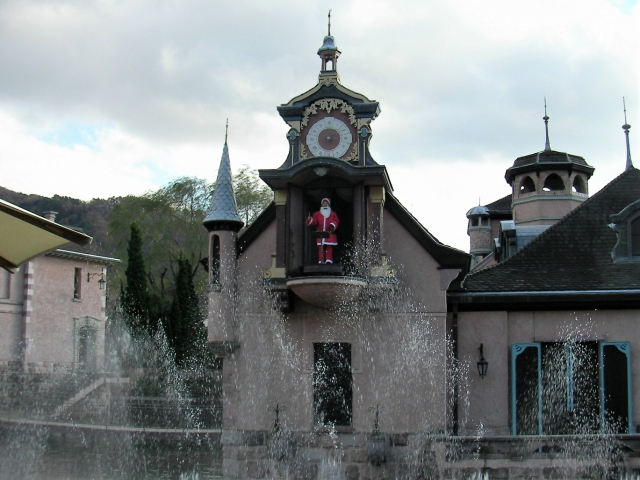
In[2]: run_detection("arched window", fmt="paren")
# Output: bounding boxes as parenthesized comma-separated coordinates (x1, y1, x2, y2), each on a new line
(572, 175, 587, 194)
(543, 174, 565, 192)
(211, 235, 220, 284)
(519, 176, 536, 194)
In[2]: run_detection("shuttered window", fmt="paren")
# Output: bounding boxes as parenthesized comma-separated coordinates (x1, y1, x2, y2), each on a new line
(511, 342, 631, 435)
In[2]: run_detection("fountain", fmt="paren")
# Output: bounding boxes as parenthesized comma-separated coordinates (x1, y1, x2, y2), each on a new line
(200, 28, 640, 480)
(0, 307, 224, 479)
(3, 24, 640, 480)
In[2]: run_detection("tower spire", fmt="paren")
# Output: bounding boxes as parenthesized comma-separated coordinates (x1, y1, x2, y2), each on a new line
(317, 13, 341, 81)
(543, 97, 551, 151)
(623, 97, 633, 171)
(203, 129, 244, 231)
(225, 118, 228, 144)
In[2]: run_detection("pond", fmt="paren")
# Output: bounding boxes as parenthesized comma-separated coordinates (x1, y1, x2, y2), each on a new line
(0, 429, 222, 479)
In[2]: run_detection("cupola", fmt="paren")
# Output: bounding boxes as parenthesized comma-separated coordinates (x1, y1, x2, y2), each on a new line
(505, 103, 594, 226)
(317, 11, 341, 84)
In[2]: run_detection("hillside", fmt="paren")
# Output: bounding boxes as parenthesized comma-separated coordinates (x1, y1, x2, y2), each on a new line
(0, 186, 117, 257)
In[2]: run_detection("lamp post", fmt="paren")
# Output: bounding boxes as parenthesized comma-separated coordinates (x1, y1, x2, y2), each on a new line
(87, 272, 106, 290)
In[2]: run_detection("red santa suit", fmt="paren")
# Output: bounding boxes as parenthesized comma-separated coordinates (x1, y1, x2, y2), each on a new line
(307, 200, 339, 263)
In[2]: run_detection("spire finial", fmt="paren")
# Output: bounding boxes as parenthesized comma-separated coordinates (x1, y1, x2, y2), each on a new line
(328, 10, 331, 36)
(225, 118, 229, 144)
(543, 97, 551, 151)
(623, 97, 633, 170)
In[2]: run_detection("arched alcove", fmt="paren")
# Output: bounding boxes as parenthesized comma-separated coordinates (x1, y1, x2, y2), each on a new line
(303, 184, 354, 267)
(543, 174, 565, 192)
(519, 176, 536, 194)
(572, 175, 587, 194)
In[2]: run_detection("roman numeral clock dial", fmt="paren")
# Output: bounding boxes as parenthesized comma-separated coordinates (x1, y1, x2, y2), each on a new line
(305, 116, 353, 158)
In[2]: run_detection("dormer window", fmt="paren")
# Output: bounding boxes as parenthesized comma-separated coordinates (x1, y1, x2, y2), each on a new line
(610, 199, 640, 262)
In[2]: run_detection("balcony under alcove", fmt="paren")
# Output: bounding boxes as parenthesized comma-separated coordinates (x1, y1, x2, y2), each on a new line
(264, 258, 397, 310)
(286, 274, 367, 308)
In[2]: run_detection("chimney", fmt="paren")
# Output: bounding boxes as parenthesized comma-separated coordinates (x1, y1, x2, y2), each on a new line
(43, 211, 58, 222)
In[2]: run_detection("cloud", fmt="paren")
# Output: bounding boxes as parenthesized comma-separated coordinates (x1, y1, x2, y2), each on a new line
(0, 0, 637, 250)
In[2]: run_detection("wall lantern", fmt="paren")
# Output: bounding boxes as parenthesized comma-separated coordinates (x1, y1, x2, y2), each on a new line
(87, 272, 106, 290)
(477, 343, 488, 379)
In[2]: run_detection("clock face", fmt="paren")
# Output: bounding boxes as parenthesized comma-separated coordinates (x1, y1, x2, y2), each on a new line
(306, 117, 353, 158)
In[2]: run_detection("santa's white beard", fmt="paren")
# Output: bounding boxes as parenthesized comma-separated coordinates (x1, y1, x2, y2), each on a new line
(320, 206, 331, 218)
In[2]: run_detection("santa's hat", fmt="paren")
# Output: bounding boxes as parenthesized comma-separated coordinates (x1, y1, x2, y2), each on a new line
(321, 197, 331, 205)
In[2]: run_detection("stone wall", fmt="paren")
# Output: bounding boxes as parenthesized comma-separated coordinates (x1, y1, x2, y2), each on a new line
(221, 430, 640, 479)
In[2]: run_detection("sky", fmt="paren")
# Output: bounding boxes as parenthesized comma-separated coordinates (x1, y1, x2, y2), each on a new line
(0, 0, 638, 252)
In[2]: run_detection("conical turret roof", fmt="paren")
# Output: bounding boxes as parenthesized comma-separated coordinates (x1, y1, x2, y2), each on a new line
(203, 141, 244, 231)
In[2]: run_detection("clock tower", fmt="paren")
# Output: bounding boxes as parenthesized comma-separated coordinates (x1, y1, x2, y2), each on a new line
(271, 31, 381, 167)
(259, 30, 392, 298)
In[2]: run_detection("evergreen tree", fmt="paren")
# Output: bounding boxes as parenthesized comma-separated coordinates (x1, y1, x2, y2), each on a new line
(163, 294, 179, 354)
(172, 257, 206, 367)
(122, 223, 150, 334)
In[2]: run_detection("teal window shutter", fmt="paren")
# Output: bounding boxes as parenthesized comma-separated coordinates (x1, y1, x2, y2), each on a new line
(511, 343, 542, 435)
(599, 342, 632, 434)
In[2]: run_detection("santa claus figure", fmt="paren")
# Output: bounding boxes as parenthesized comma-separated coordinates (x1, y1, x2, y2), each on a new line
(306, 198, 340, 264)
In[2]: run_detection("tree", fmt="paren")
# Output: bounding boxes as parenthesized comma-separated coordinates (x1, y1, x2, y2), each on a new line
(170, 257, 206, 367)
(107, 172, 272, 299)
(234, 166, 273, 225)
(121, 223, 150, 334)
(108, 178, 212, 298)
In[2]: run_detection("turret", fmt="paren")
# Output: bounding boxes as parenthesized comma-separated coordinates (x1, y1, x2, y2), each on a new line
(505, 103, 594, 226)
(466, 205, 491, 267)
(203, 127, 244, 351)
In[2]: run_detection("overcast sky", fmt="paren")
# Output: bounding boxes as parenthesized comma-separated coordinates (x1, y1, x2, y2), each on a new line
(0, 0, 637, 251)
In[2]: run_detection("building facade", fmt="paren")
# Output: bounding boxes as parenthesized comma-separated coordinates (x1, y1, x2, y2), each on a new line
(205, 33, 472, 478)
(204, 32, 640, 479)
(0, 247, 116, 373)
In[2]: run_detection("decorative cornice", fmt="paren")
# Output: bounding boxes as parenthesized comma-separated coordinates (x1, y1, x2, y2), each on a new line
(319, 75, 339, 87)
(301, 98, 356, 129)
(344, 143, 358, 162)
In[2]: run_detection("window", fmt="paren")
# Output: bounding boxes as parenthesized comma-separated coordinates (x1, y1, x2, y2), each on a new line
(211, 235, 220, 284)
(511, 342, 631, 435)
(73, 268, 82, 299)
(610, 200, 640, 262)
(313, 343, 352, 427)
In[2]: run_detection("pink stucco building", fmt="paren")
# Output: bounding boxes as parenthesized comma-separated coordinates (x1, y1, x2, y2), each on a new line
(203, 30, 640, 478)
(0, 240, 117, 374)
